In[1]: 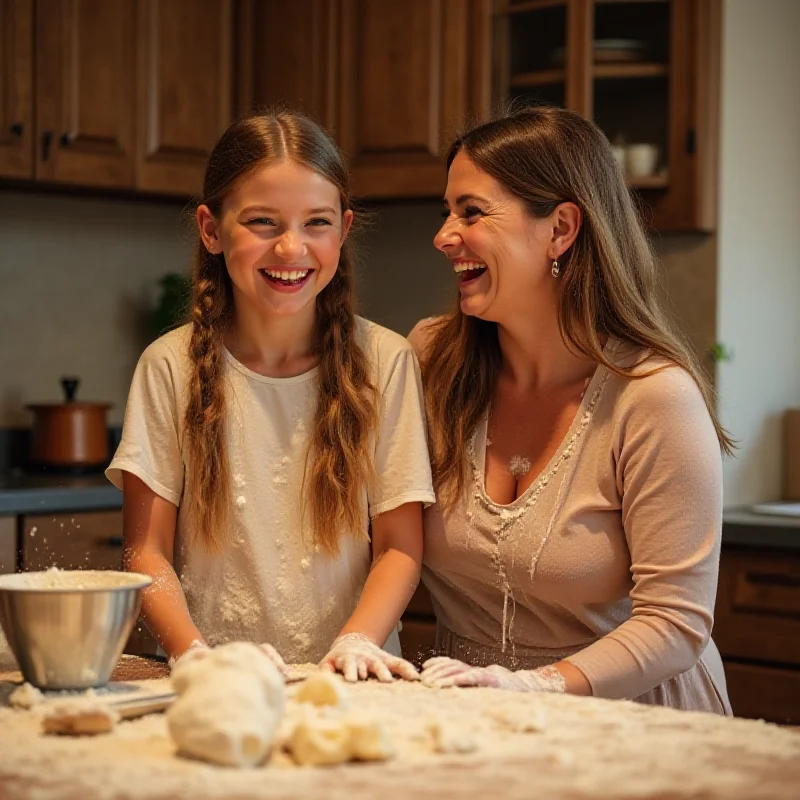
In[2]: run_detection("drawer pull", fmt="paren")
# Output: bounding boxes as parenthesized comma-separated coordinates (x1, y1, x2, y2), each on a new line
(733, 571, 800, 617)
(745, 572, 800, 589)
(103, 536, 124, 548)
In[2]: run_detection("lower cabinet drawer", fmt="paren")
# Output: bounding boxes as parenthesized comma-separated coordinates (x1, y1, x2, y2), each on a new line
(724, 660, 800, 725)
(715, 547, 800, 666)
(21, 510, 124, 571)
(399, 618, 437, 668)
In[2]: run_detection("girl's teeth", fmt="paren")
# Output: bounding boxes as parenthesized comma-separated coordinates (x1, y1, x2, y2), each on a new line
(263, 269, 310, 281)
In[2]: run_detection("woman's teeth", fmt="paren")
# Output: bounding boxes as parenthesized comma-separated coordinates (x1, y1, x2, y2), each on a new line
(453, 261, 487, 281)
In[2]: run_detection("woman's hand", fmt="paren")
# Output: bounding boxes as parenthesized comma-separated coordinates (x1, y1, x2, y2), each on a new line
(420, 657, 566, 692)
(319, 632, 420, 683)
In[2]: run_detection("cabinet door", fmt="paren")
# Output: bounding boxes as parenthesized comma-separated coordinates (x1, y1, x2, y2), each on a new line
(494, 0, 591, 115)
(35, 0, 136, 188)
(21, 510, 124, 572)
(236, 0, 338, 130)
(338, 0, 491, 198)
(136, 0, 233, 197)
(0, 516, 16, 573)
(0, 0, 34, 178)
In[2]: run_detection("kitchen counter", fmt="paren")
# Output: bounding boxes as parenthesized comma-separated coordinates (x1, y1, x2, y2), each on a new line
(723, 506, 800, 550)
(1, 656, 799, 800)
(0, 471, 121, 515)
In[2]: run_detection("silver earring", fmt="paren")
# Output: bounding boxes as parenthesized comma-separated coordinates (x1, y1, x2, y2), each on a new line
(551, 260, 560, 277)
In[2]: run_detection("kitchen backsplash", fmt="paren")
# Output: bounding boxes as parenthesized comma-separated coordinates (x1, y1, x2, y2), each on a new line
(0, 190, 713, 430)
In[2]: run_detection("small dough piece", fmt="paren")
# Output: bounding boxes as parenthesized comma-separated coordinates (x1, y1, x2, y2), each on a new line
(167, 642, 286, 768)
(348, 714, 394, 762)
(428, 718, 477, 754)
(9, 682, 45, 709)
(42, 699, 119, 736)
(294, 672, 349, 710)
(289, 717, 353, 766)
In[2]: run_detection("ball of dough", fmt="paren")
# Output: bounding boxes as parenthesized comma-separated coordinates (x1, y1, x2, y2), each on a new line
(167, 642, 286, 768)
(289, 717, 353, 766)
(294, 672, 350, 710)
(347, 714, 394, 762)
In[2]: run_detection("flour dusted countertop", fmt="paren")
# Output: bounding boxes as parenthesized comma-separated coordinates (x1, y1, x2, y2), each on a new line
(1, 657, 798, 799)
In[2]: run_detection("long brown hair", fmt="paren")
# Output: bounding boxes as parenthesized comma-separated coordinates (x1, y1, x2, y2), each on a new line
(184, 110, 376, 554)
(422, 106, 733, 506)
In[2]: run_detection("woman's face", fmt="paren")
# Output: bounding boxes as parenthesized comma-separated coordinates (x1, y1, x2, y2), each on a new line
(197, 159, 353, 320)
(434, 151, 562, 322)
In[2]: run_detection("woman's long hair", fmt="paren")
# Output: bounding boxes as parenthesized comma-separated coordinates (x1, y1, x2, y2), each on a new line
(184, 110, 376, 554)
(422, 106, 733, 506)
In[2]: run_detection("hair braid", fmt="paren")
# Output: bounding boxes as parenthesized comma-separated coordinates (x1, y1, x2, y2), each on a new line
(307, 242, 377, 555)
(184, 245, 232, 551)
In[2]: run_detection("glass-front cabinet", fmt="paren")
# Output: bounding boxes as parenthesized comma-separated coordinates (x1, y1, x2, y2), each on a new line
(493, 0, 721, 232)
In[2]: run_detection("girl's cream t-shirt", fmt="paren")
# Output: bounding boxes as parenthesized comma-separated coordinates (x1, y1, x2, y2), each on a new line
(107, 318, 435, 663)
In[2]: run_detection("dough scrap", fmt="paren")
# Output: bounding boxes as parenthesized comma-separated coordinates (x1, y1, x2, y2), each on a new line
(167, 642, 286, 768)
(428, 718, 477, 754)
(287, 710, 394, 766)
(9, 682, 45, 709)
(42, 699, 119, 736)
(294, 672, 349, 710)
(289, 716, 354, 766)
(347, 714, 395, 762)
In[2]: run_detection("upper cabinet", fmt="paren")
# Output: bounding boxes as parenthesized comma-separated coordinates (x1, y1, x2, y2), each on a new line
(494, 0, 721, 232)
(0, 0, 34, 179)
(241, 0, 493, 200)
(1, 0, 719, 228)
(236, 0, 338, 130)
(136, 0, 233, 195)
(337, 0, 491, 199)
(36, 0, 136, 188)
(0, 0, 234, 197)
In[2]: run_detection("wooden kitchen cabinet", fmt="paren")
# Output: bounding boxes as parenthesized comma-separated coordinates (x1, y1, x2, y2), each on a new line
(0, 0, 234, 196)
(21, 509, 125, 571)
(493, 0, 721, 232)
(0, 516, 16, 573)
(400, 583, 438, 668)
(235, 0, 338, 129)
(239, 0, 493, 200)
(35, 0, 136, 188)
(19, 509, 159, 657)
(339, 0, 492, 198)
(714, 546, 800, 724)
(135, 0, 233, 196)
(0, 0, 34, 179)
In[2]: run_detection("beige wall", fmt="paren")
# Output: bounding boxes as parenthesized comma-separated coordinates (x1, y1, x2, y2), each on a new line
(0, 190, 192, 426)
(0, 191, 715, 429)
(716, 0, 800, 505)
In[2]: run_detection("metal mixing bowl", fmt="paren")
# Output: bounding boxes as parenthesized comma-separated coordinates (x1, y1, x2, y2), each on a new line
(0, 569, 152, 690)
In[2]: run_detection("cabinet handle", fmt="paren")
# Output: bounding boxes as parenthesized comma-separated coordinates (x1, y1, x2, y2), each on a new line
(60, 132, 72, 147)
(10, 123, 24, 137)
(41, 131, 53, 161)
(104, 536, 124, 548)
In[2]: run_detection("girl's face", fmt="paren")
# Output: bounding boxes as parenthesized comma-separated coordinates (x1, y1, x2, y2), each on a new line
(198, 159, 353, 320)
(434, 151, 578, 323)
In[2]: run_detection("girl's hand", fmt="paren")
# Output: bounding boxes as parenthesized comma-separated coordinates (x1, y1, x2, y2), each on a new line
(420, 657, 566, 693)
(258, 643, 306, 682)
(319, 632, 420, 683)
(168, 639, 209, 671)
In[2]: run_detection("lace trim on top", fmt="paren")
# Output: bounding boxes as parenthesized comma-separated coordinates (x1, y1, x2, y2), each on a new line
(464, 369, 610, 654)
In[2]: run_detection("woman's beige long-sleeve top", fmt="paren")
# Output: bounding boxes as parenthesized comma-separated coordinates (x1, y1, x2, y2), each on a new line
(414, 331, 731, 714)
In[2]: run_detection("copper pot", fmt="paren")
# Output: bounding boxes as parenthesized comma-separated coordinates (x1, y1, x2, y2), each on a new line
(26, 377, 112, 469)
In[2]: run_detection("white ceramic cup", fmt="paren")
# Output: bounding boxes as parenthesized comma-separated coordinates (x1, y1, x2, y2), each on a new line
(626, 144, 659, 177)
(610, 144, 627, 172)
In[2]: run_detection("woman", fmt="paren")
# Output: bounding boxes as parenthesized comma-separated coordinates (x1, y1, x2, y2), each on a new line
(411, 107, 732, 713)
